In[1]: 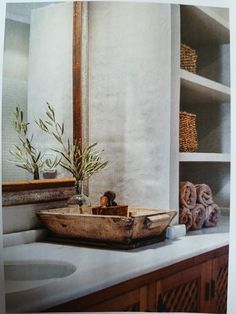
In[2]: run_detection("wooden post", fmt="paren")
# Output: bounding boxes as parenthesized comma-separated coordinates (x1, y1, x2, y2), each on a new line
(73, 2, 82, 146)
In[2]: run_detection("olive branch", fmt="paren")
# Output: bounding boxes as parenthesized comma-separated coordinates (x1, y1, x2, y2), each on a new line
(35, 103, 108, 181)
(9, 107, 60, 179)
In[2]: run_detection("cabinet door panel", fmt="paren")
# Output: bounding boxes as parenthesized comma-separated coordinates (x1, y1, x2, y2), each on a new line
(212, 254, 228, 314)
(83, 286, 147, 312)
(156, 262, 211, 313)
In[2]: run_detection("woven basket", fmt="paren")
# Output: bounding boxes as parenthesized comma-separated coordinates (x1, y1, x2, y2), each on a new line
(179, 111, 198, 152)
(181, 43, 197, 73)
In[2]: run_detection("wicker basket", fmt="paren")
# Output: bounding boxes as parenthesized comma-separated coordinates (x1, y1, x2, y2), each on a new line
(179, 111, 198, 152)
(181, 43, 198, 74)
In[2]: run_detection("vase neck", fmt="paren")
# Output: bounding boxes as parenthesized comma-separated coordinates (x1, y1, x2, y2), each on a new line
(76, 180, 83, 194)
(33, 167, 40, 180)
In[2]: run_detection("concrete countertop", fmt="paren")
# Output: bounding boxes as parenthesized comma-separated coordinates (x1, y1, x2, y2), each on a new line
(3, 218, 229, 313)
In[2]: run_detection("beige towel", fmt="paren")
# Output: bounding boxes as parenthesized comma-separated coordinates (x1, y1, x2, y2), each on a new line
(204, 203, 221, 227)
(195, 184, 214, 207)
(179, 207, 193, 231)
(190, 204, 206, 230)
(179, 181, 197, 210)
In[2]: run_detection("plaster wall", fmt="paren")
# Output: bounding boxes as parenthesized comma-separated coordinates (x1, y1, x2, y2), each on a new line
(2, 200, 68, 235)
(27, 2, 73, 178)
(2, 19, 30, 181)
(88, 2, 172, 208)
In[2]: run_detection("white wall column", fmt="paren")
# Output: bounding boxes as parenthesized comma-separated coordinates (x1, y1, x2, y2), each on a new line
(88, 2, 172, 208)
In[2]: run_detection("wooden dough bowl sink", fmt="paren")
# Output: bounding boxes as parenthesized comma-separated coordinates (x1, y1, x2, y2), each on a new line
(37, 207, 177, 249)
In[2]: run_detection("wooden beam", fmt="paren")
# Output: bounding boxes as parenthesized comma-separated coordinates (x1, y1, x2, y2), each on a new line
(2, 178, 75, 192)
(73, 1, 82, 145)
(2, 186, 75, 207)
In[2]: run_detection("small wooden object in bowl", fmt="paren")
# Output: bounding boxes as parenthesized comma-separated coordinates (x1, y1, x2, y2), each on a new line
(92, 205, 128, 216)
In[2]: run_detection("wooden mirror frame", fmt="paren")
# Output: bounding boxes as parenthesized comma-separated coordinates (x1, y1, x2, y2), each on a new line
(2, 2, 82, 205)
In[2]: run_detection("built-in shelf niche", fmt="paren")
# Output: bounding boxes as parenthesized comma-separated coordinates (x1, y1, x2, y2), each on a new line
(178, 5, 230, 215)
(180, 99, 230, 154)
(180, 5, 230, 86)
(179, 162, 230, 209)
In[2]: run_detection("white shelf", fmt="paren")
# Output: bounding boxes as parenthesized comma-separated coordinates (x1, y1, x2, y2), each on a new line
(181, 70, 230, 106)
(179, 152, 230, 163)
(181, 5, 229, 47)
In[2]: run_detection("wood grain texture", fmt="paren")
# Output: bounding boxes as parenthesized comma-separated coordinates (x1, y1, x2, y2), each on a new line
(37, 208, 176, 245)
(73, 1, 82, 144)
(2, 178, 75, 192)
(3, 186, 75, 207)
(46, 246, 228, 312)
(78, 288, 141, 312)
(212, 253, 229, 314)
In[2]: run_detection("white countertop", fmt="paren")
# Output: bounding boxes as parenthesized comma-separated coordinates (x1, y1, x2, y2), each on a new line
(3, 219, 229, 313)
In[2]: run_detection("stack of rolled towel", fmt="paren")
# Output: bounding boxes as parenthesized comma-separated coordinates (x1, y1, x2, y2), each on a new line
(179, 181, 220, 231)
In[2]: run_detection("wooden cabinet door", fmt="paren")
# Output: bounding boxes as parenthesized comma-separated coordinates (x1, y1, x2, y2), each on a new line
(154, 262, 212, 313)
(82, 286, 148, 312)
(211, 253, 228, 314)
(49, 285, 148, 312)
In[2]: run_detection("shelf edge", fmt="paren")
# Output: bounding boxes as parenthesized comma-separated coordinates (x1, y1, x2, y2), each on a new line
(179, 152, 231, 162)
(180, 70, 231, 96)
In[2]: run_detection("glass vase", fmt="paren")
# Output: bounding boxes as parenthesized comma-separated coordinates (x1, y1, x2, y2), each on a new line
(33, 166, 40, 180)
(67, 180, 91, 214)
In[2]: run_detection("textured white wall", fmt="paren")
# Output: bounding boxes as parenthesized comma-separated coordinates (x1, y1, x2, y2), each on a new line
(2, 19, 30, 181)
(88, 2, 172, 209)
(27, 2, 73, 178)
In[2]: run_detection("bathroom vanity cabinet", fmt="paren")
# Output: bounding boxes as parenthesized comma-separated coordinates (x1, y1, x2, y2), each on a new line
(154, 248, 228, 313)
(47, 245, 228, 313)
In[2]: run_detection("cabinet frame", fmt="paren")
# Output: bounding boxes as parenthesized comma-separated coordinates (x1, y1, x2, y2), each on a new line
(46, 246, 228, 312)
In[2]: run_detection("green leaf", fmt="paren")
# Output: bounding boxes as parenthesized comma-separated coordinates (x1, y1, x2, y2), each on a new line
(45, 120, 53, 126)
(52, 132, 63, 144)
(47, 103, 55, 120)
(15, 107, 19, 118)
(59, 162, 75, 176)
(46, 111, 53, 121)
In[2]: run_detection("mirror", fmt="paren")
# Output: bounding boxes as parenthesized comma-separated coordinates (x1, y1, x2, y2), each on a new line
(2, 1, 82, 186)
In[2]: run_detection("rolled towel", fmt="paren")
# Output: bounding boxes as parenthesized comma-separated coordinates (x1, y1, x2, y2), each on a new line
(195, 184, 214, 207)
(179, 207, 193, 231)
(190, 204, 206, 230)
(204, 203, 221, 227)
(179, 181, 197, 210)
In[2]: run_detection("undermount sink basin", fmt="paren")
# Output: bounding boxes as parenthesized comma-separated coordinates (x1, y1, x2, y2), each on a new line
(4, 261, 76, 281)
